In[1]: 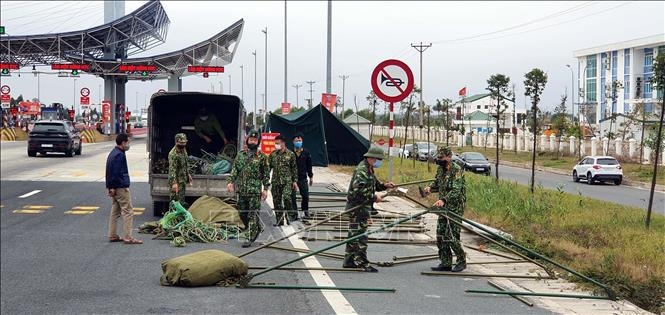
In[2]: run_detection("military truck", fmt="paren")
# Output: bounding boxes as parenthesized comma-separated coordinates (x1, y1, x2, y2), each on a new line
(148, 92, 245, 216)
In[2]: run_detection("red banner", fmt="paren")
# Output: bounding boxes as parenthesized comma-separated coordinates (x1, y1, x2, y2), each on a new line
(281, 102, 291, 115)
(102, 101, 111, 122)
(459, 87, 467, 97)
(260, 132, 280, 155)
(18, 101, 41, 115)
(321, 93, 337, 112)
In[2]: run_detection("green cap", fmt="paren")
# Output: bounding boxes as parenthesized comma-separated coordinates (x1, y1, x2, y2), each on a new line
(363, 146, 385, 160)
(247, 129, 260, 139)
(175, 133, 188, 142)
(437, 146, 452, 157)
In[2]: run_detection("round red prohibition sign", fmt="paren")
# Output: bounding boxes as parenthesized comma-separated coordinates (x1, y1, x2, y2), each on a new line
(370, 59, 414, 103)
(80, 87, 90, 97)
(0, 85, 10, 95)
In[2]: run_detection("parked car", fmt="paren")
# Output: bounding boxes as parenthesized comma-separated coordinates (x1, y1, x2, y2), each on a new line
(572, 156, 623, 185)
(454, 152, 492, 175)
(400, 144, 414, 159)
(27, 120, 82, 157)
(134, 121, 144, 128)
(413, 142, 437, 161)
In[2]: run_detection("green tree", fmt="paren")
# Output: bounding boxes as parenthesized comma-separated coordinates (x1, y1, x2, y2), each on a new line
(486, 74, 511, 180)
(551, 93, 569, 158)
(524, 68, 548, 193)
(342, 108, 354, 119)
(645, 53, 665, 228)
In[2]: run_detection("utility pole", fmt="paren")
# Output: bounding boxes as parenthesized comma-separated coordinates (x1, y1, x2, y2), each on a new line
(240, 65, 244, 104)
(339, 75, 349, 118)
(292, 84, 302, 108)
(262, 27, 268, 124)
(252, 51, 257, 128)
(284, 0, 288, 105)
(306, 80, 316, 108)
(411, 42, 431, 129)
(228, 75, 231, 95)
(326, 0, 332, 93)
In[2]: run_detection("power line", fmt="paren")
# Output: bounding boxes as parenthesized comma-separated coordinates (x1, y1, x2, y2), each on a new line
(46, 2, 101, 34)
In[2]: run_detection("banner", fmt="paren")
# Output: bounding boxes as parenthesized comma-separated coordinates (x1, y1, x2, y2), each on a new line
(260, 132, 280, 155)
(458, 87, 467, 97)
(281, 102, 291, 115)
(102, 100, 111, 122)
(18, 101, 41, 115)
(321, 93, 337, 112)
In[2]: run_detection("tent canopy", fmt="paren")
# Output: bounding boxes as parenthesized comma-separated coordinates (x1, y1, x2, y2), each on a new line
(265, 104, 370, 166)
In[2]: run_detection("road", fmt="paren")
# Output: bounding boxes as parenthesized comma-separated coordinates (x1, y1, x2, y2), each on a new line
(1, 136, 546, 314)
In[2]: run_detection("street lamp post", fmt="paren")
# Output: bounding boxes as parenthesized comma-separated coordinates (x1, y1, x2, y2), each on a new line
(240, 65, 244, 104)
(566, 64, 575, 121)
(292, 84, 302, 108)
(252, 51, 257, 128)
(228, 75, 232, 95)
(262, 27, 268, 125)
(73, 78, 77, 115)
(218, 81, 223, 94)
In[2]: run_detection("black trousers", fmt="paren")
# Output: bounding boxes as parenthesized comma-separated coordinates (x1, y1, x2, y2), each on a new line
(291, 178, 310, 214)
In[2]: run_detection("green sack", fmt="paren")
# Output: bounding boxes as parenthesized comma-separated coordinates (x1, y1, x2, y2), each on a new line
(209, 160, 231, 175)
(160, 249, 248, 287)
(188, 195, 244, 229)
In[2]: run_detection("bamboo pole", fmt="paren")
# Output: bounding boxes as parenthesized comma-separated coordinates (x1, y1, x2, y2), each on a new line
(421, 272, 551, 279)
(465, 289, 611, 300)
(487, 280, 534, 307)
(248, 266, 364, 272)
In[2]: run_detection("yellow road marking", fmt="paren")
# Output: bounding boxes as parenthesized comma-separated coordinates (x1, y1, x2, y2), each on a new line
(65, 210, 95, 215)
(24, 205, 52, 210)
(13, 209, 45, 214)
(133, 207, 145, 211)
(71, 206, 99, 210)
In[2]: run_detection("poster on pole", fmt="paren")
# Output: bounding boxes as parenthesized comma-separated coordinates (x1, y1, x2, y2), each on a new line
(281, 102, 291, 115)
(102, 100, 111, 122)
(321, 93, 337, 113)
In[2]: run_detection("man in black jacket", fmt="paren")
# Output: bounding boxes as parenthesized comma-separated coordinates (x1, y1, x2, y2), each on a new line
(105, 133, 142, 244)
(291, 132, 314, 219)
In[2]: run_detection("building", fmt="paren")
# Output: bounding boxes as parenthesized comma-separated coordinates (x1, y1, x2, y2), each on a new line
(573, 34, 665, 127)
(452, 93, 525, 134)
(342, 113, 372, 140)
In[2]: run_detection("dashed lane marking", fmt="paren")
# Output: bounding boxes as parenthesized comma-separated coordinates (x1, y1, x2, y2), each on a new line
(12, 205, 52, 214)
(18, 190, 42, 198)
(13, 209, 45, 214)
(133, 207, 145, 215)
(65, 206, 99, 215)
(71, 206, 99, 211)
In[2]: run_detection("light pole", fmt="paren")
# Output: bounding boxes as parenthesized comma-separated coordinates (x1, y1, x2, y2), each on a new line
(292, 84, 302, 108)
(240, 65, 244, 104)
(262, 27, 268, 124)
(32, 65, 41, 104)
(218, 81, 223, 94)
(566, 64, 575, 121)
(135, 92, 138, 113)
(98, 84, 101, 105)
(228, 75, 232, 95)
(73, 78, 77, 115)
(339, 75, 349, 118)
(252, 50, 257, 128)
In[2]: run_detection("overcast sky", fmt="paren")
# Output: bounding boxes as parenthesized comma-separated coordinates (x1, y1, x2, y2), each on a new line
(1, 1, 664, 115)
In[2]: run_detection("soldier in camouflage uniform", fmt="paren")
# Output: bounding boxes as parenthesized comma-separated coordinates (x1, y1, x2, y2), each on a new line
(168, 133, 193, 205)
(227, 130, 270, 248)
(342, 146, 394, 272)
(268, 134, 298, 225)
(422, 146, 467, 272)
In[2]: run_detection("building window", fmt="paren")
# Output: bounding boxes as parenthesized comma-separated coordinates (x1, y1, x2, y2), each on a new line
(484, 105, 488, 109)
(623, 76, 630, 100)
(586, 55, 597, 78)
(477, 105, 481, 109)
(611, 51, 617, 79)
(644, 48, 653, 74)
(586, 79, 597, 102)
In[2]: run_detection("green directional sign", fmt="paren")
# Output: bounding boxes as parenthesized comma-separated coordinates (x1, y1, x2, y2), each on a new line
(0, 26, 5, 35)
(71, 69, 79, 76)
(1, 69, 9, 76)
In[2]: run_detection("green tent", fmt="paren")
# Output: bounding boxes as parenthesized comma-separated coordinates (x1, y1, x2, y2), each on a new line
(264, 104, 370, 166)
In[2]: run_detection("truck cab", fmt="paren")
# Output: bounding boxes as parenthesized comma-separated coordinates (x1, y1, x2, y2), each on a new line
(148, 92, 245, 216)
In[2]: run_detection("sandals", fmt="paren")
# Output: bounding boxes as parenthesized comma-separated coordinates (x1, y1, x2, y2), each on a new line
(122, 238, 143, 245)
(109, 236, 123, 243)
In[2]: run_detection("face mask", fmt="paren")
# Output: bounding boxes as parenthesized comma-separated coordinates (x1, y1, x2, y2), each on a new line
(436, 159, 449, 167)
(247, 143, 259, 150)
(373, 159, 383, 168)
(200, 116, 209, 121)
(176, 144, 186, 149)
(294, 141, 303, 149)
(275, 144, 283, 150)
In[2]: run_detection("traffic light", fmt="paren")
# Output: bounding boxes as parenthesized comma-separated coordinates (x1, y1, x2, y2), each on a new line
(203, 72, 209, 78)
(125, 111, 131, 123)
(71, 69, 79, 76)
(68, 109, 75, 120)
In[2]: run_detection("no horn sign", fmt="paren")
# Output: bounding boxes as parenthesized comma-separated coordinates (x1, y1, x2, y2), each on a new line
(371, 59, 414, 103)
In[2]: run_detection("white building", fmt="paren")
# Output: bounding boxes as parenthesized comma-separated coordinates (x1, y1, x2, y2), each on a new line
(573, 34, 665, 126)
(343, 113, 372, 140)
(452, 93, 525, 134)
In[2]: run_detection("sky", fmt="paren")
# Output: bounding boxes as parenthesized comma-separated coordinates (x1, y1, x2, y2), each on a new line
(1, 1, 664, 116)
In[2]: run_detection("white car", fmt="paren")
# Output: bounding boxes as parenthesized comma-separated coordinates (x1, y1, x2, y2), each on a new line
(572, 156, 623, 185)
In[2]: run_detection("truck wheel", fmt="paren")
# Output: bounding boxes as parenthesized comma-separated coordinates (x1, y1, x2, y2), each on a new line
(153, 201, 168, 217)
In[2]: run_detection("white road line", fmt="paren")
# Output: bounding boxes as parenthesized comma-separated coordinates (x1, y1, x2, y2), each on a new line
(18, 190, 42, 198)
(283, 225, 357, 315)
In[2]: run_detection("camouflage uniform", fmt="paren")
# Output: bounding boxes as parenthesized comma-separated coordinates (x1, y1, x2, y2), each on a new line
(343, 147, 387, 269)
(428, 146, 467, 269)
(229, 134, 270, 242)
(168, 133, 191, 204)
(268, 148, 298, 224)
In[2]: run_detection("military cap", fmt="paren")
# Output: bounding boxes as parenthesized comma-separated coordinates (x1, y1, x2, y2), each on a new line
(175, 133, 188, 142)
(437, 146, 452, 157)
(247, 129, 261, 141)
(363, 146, 386, 160)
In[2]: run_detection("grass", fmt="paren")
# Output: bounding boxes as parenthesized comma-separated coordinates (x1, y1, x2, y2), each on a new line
(371, 135, 665, 186)
(330, 159, 665, 313)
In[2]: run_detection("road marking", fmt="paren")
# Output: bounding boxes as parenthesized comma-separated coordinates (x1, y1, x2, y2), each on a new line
(23, 205, 52, 210)
(283, 225, 357, 315)
(65, 210, 95, 215)
(71, 206, 99, 210)
(133, 207, 145, 215)
(18, 190, 42, 198)
(13, 209, 45, 214)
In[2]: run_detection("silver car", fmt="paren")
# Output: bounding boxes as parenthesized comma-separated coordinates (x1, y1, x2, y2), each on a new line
(413, 142, 437, 161)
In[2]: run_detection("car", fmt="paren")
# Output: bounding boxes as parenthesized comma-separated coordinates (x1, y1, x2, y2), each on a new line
(572, 156, 623, 185)
(454, 152, 492, 175)
(400, 144, 414, 158)
(27, 120, 82, 157)
(134, 121, 144, 128)
(413, 142, 437, 161)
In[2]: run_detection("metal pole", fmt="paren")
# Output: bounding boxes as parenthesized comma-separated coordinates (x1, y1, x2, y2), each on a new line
(262, 27, 268, 124)
(284, 0, 288, 104)
(292, 84, 302, 108)
(253, 51, 257, 128)
(240, 65, 244, 104)
(73, 78, 77, 115)
(389, 102, 394, 181)
(228, 75, 232, 95)
(566, 64, 575, 121)
(306, 81, 315, 108)
(466, 289, 613, 300)
(326, 0, 332, 93)
(339, 75, 349, 118)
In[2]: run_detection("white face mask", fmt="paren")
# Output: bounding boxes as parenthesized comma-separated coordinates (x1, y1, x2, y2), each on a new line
(275, 144, 282, 150)
(200, 116, 209, 121)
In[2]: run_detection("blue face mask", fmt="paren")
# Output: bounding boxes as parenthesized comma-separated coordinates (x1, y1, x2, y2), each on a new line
(373, 159, 383, 168)
(294, 141, 303, 149)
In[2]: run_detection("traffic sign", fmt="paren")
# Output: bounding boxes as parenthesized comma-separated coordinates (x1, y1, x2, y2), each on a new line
(80, 96, 90, 105)
(80, 87, 90, 97)
(1, 85, 10, 95)
(370, 59, 414, 103)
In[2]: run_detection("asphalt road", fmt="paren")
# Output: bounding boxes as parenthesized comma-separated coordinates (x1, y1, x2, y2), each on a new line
(1, 137, 548, 314)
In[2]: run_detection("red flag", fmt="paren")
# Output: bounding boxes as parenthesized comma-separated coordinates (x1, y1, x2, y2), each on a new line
(458, 87, 467, 97)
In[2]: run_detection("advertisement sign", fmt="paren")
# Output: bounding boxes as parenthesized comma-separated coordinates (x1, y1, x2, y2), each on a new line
(321, 93, 337, 113)
(281, 102, 291, 115)
(18, 101, 41, 115)
(260, 132, 280, 155)
(102, 100, 111, 122)
(80, 96, 90, 105)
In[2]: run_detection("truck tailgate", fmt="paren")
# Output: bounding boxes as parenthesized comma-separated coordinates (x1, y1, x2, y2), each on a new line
(150, 174, 234, 198)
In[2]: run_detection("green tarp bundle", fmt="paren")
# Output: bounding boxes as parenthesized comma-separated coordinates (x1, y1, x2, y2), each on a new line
(188, 195, 244, 230)
(265, 104, 370, 166)
(160, 250, 248, 287)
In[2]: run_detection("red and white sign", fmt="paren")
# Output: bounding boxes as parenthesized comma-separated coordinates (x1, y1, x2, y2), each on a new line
(370, 59, 414, 103)
(80, 87, 90, 97)
(19, 101, 41, 115)
(459, 86, 467, 97)
(377, 138, 385, 146)
(281, 102, 291, 115)
(80, 96, 90, 105)
(321, 93, 337, 112)
(260, 132, 280, 155)
(102, 100, 111, 122)
(0, 85, 10, 95)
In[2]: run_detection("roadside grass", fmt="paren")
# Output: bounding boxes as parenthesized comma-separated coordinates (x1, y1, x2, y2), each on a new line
(330, 159, 665, 313)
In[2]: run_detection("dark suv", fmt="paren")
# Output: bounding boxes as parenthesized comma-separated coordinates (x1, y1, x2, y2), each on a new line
(27, 120, 82, 157)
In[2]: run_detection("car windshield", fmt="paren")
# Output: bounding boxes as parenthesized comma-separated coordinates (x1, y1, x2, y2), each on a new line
(33, 123, 65, 132)
(465, 152, 486, 160)
(597, 158, 619, 165)
(416, 142, 436, 150)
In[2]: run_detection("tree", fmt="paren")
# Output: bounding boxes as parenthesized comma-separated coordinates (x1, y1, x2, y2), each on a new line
(524, 68, 548, 193)
(645, 53, 665, 229)
(486, 74, 511, 180)
(551, 93, 569, 158)
(342, 108, 354, 119)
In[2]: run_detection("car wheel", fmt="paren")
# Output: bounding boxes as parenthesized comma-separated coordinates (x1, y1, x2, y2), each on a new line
(573, 170, 579, 182)
(28, 150, 36, 157)
(614, 178, 622, 185)
(65, 146, 74, 157)
(586, 172, 594, 185)
(75, 143, 82, 155)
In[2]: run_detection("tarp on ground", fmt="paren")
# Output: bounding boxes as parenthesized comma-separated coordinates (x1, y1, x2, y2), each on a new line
(264, 104, 370, 166)
(188, 195, 244, 229)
